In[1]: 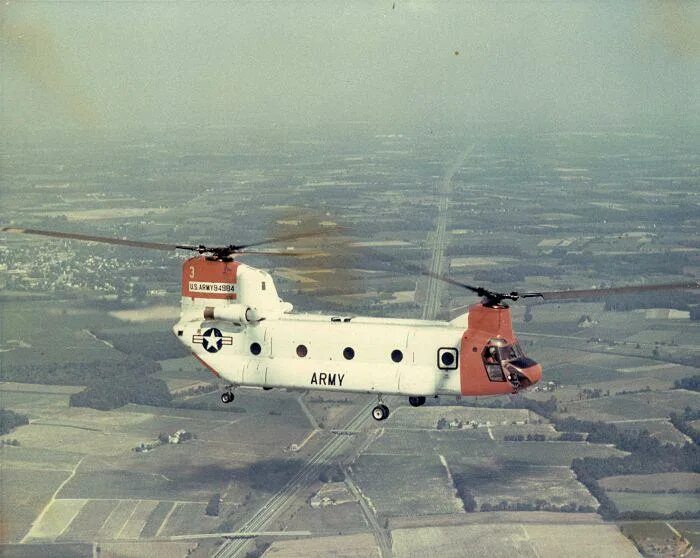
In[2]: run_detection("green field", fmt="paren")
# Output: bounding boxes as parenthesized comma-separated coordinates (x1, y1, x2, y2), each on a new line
(600, 472, 700, 493)
(0, 300, 125, 370)
(559, 390, 700, 422)
(610, 492, 700, 514)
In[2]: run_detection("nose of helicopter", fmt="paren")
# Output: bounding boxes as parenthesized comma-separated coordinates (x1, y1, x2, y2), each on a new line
(519, 361, 542, 388)
(505, 359, 542, 389)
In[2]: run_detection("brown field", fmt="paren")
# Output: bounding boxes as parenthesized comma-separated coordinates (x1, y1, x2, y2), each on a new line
(25, 499, 87, 541)
(117, 500, 160, 540)
(391, 523, 640, 558)
(97, 501, 140, 540)
(156, 502, 219, 537)
(600, 472, 700, 493)
(58, 500, 116, 541)
(93, 541, 196, 557)
(264, 533, 380, 558)
(0, 468, 70, 543)
(283, 501, 368, 534)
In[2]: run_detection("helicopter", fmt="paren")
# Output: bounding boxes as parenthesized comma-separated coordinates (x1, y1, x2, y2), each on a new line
(3, 226, 698, 422)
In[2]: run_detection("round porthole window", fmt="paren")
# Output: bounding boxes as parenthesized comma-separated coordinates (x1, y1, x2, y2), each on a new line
(296, 344, 308, 358)
(250, 342, 262, 356)
(391, 349, 403, 363)
(343, 347, 355, 360)
(440, 351, 455, 367)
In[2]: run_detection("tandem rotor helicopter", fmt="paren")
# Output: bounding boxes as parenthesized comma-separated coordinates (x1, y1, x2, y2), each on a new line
(3, 226, 698, 422)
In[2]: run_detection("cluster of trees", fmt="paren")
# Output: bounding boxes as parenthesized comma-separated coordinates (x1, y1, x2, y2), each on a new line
(319, 464, 345, 483)
(479, 501, 595, 513)
(70, 374, 172, 411)
(674, 375, 700, 392)
(669, 407, 700, 445)
(1, 355, 160, 385)
(0, 409, 28, 435)
(97, 331, 189, 361)
(205, 493, 221, 517)
(454, 483, 477, 512)
(564, 417, 700, 519)
(602, 290, 695, 312)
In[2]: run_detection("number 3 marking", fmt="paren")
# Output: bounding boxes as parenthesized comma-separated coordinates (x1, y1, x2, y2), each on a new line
(189, 266, 195, 279)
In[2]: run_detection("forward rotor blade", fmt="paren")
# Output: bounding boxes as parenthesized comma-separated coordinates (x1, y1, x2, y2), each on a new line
(521, 281, 700, 301)
(1, 227, 198, 252)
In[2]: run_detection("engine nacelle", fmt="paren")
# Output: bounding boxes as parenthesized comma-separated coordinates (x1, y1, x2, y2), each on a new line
(203, 304, 262, 323)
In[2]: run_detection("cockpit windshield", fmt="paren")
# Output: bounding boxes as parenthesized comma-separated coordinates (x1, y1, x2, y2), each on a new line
(497, 343, 524, 362)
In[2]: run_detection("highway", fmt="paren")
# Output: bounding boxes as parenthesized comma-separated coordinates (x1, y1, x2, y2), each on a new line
(421, 146, 474, 320)
(213, 150, 468, 558)
(212, 399, 378, 558)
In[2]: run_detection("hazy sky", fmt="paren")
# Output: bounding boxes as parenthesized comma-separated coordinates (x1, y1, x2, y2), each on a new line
(2, 1, 698, 133)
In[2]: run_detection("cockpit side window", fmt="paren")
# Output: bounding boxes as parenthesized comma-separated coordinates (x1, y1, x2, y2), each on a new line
(482, 344, 506, 382)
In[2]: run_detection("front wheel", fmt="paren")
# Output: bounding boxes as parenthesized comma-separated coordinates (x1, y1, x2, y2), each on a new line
(372, 404, 389, 421)
(221, 392, 234, 404)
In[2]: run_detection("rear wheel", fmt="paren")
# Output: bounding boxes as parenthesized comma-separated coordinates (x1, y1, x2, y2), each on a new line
(408, 396, 426, 407)
(221, 392, 234, 404)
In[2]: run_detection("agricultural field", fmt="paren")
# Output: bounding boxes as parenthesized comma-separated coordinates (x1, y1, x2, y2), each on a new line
(556, 390, 700, 423)
(264, 533, 380, 558)
(384, 405, 533, 430)
(433, 438, 626, 467)
(609, 493, 700, 514)
(0, 468, 71, 543)
(452, 465, 598, 511)
(599, 473, 700, 493)
(283, 500, 368, 534)
(391, 522, 640, 558)
(612, 419, 689, 445)
(0, 300, 125, 370)
(350, 454, 463, 518)
(56, 500, 116, 541)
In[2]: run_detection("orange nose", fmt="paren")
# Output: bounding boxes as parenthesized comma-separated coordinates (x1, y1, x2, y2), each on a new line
(523, 362, 542, 385)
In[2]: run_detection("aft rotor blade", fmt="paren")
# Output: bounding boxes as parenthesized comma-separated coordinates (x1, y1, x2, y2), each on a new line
(237, 225, 346, 250)
(1, 227, 198, 252)
(521, 281, 700, 301)
(359, 245, 486, 295)
(236, 249, 323, 257)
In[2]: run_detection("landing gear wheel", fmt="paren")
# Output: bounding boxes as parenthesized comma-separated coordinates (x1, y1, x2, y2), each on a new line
(408, 396, 426, 407)
(372, 404, 390, 421)
(221, 391, 234, 404)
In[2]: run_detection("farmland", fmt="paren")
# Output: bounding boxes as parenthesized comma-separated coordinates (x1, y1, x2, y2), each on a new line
(557, 390, 700, 423)
(391, 522, 640, 558)
(609, 493, 700, 514)
(351, 454, 463, 518)
(599, 473, 700, 493)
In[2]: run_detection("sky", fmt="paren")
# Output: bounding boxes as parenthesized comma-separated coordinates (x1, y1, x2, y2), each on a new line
(1, 1, 699, 134)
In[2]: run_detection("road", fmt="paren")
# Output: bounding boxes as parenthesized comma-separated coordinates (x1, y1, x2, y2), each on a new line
(214, 150, 469, 558)
(421, 146, 474, 320)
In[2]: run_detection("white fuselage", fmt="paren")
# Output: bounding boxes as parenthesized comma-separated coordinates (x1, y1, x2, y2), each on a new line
(174, 260, 467, 397)
(176, 313, 465, 397)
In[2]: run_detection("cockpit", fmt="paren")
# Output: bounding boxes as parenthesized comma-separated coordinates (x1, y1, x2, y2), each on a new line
(482, 338, 540, 388)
